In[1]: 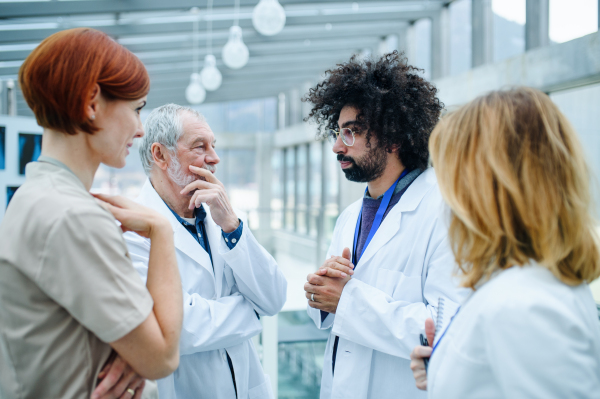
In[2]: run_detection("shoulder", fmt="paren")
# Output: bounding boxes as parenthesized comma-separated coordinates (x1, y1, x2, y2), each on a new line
(338, 198, 363, 220)
(476, 264, 596, 331)
(410, 168, 444, 210)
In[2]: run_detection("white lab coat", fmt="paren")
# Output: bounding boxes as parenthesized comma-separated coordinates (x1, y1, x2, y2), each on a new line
(307, 168, 469, 399)
(124, 180, 287, 399)
(427, 263, 600, 399)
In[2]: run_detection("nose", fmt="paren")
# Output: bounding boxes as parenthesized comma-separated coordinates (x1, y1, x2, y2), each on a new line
(205, 146, 220, 165)
(135, 119, 144, 139)
(332, 134, 346, 154)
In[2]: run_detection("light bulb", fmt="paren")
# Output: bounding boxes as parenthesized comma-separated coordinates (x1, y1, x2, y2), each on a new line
(222, 26, 249, 69)
(185, 73, 206, 104)
(200, 55, 222, 91)
(252, 0, 286, 36)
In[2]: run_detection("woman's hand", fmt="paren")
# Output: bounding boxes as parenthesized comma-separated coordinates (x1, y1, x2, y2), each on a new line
(92, 352, 145, 399)
(93, 193, 171, 239)
(410, 318, 435, 391)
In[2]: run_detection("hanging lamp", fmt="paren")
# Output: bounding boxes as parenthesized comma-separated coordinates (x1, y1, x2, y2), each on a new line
(200, 0, 222, 91)
(185, 7, 206, 104)
(222, 0, 249, 71)
(252, 0, 286, 36)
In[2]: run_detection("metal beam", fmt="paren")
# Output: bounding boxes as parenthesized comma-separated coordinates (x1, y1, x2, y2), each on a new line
(0, 0, 445, 19)
(525, 0, 550, 50)
(0, 20, 407, 45)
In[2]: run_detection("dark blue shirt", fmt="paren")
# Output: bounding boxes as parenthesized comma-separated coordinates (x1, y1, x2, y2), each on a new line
(166, 203, 243, 267)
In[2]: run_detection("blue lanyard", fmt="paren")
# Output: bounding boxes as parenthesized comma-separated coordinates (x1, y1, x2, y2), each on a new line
(352, 169, 409, 265)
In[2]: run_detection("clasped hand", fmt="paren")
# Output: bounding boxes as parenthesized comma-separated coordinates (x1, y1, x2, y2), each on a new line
(304, 247, 354, 314)
(179, 165, 239, 233)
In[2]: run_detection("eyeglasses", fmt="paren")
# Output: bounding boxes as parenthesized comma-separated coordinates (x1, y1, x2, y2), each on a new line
(328, 128, 355, 146)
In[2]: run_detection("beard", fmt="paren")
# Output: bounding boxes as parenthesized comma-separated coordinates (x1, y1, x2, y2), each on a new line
(337, 144, 388, 183)
(167, 154, 217, 189)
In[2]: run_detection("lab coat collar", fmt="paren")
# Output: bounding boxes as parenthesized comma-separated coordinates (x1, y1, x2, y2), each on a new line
(136, 179, 215, 279)
(344, 168, 437, 272)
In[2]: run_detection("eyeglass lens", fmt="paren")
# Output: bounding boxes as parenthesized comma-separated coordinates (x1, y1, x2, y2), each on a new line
(328, 129, 354, 146)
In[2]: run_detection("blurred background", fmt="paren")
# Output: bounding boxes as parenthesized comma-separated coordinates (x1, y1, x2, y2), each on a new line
(0, 0, 599, 397)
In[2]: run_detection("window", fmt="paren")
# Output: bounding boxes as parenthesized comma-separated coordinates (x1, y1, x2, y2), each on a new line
(449, 0, 472, 76)
(492, 0, 525, 62)
(18, 133, 42, 175)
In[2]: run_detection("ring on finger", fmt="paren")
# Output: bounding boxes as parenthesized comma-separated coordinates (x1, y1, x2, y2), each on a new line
(127, 388, 136, 396)
(311, 293, 315, 302)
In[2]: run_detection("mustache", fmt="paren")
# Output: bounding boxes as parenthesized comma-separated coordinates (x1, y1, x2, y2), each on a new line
(337, 154, 356, 164)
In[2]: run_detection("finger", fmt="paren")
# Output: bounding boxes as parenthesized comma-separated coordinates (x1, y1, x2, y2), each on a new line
(425, 318, 435, 346)
(111, 367, 137, 398)
(179, 179, 219, 196)
(132, 380, 145, 399)
(326, 261, 354, 275)
(133, 378, 146, 399)
(315, 268, 327, 276)
(307, 274, 325, 285)
(342, 247, 352, 261)
(92, 357, 126, 399)
(119, 376, 144, 399)
(189, 165, 220, 185)
(328, 256, 353, 268)
(189, 190, 219, 210)
(410, 345, 433, 360)
(322, 267, 347, 278)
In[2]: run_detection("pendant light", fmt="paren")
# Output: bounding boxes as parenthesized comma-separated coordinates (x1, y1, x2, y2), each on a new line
(222, 0, 249, 70)
(185, 7, 206, 104)
(252, 0, 286, 36)
(200, 0, 222, 91)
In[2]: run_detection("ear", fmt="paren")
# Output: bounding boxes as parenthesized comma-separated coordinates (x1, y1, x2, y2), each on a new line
(151, 143, 171, 171)
(388, 144, 400, 153)
(85, 84, 101, 120)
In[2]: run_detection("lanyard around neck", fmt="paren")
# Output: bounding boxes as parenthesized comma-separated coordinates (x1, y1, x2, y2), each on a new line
(352, 169, 409, 265)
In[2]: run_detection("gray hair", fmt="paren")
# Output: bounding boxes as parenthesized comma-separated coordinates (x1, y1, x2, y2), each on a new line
(139, 103, 206, 175)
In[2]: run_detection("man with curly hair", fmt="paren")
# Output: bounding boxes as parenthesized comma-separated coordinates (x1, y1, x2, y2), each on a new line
(303, 52, 468, 398)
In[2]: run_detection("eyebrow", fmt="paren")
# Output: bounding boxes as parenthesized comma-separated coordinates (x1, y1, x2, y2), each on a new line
(341, 120, 358, 128)
(189, 137, 216, 147)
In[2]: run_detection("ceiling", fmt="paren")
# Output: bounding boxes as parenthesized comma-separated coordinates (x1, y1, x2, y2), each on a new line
(0, 0, 450, 114)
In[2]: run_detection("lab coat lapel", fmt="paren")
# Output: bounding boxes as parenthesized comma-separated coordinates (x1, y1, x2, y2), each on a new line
(136, 179, 214, 278)
(353, 170, 433, 273)
(341, 202, 361, 259)
(204, 206, 226, 298)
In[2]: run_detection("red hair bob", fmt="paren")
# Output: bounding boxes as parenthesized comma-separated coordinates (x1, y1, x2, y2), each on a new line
(19, 28, 150, 135)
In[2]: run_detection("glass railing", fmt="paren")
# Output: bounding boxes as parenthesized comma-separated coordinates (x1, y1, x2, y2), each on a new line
(278, 311, 329, 399)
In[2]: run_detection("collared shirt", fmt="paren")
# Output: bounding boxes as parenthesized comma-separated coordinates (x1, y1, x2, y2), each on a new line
(166, 204, 243, 267)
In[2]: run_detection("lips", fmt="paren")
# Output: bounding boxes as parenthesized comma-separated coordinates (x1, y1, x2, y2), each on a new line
(339, 161, 352, 169)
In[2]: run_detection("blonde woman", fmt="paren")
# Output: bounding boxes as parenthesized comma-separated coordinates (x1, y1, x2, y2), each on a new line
(410, 87, 600, 398)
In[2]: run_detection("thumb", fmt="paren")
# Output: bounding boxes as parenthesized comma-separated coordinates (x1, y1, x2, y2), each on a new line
(425, 318, 435, 347)
(342, 247, 351, 261)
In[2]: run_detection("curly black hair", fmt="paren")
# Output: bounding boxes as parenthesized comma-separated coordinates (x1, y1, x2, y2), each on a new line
(303, 51, 443, 171)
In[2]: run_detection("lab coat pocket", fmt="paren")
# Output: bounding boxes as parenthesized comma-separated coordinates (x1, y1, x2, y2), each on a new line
(376, 269, 422, 301)
(248, 374, 274, 399)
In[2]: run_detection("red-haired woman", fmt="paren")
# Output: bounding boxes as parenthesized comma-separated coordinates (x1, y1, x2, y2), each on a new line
(0, 28, 183, 399)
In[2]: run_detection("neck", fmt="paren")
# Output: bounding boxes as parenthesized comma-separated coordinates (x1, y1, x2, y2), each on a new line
(40, 128, 100, 191)
(367, 157, 405, 198)
(150, 170, 195, 218)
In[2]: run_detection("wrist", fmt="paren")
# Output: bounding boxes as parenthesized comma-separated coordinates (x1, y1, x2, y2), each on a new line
(221, 217, 240, 234)
(149, 217, 173, 238)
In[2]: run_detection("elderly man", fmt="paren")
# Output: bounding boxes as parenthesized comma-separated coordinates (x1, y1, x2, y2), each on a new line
(123, 104, 286, 399)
